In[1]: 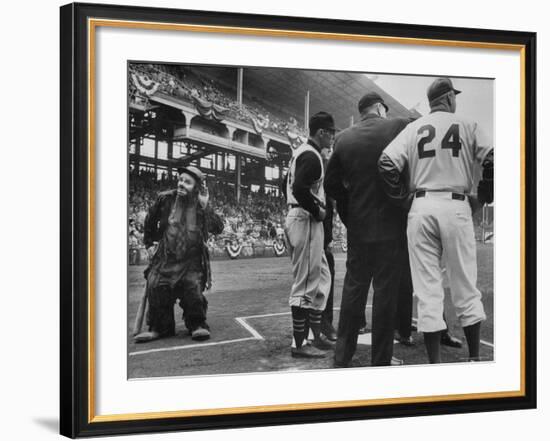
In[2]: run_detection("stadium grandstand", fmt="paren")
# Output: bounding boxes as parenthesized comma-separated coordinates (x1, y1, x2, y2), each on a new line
(127, 63, 447, 263)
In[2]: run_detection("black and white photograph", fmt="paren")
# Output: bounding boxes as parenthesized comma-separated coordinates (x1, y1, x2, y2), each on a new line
(127, 63, 494, 379)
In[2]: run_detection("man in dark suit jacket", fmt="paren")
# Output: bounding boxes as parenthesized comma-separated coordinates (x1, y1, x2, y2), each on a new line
(325, 92, 411, 367)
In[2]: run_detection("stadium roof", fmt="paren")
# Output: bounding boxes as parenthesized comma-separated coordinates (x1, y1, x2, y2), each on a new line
(185, 65, 415, 130)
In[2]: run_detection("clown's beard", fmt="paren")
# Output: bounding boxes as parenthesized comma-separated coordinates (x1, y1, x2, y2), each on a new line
(176, 188, 198, 204)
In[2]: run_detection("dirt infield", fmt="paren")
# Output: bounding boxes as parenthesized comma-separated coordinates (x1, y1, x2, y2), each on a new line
(128, 244, 494, 379)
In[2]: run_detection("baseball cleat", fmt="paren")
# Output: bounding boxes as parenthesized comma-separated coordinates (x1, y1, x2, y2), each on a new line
(390, 356, 404, 366)
(311, 335, 335, 350)
(358, 326, 368, 335)
(396, 335, 415, 346)
(191, 326, 211, 341)
(134, 331, 160, 343)
(291, 345, 326, 358)
(333, 360, 351, 368)
(321, 324, 338, 341)
(441, 332, 463, 348)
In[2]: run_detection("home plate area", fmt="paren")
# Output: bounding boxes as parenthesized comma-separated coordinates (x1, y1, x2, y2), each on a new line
(128, 246, 494, 379)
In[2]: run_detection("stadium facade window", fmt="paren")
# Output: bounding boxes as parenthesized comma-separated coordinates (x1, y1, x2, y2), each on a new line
(157, 167, 167, 180)
(174, 142, 186, 158)
(264, 185, 279, 196)
(200, 157, 213, 169)
(265, 166, 280, 180)
(226, 155, 235, 171)
(216, 153, 224, 171)
(141, 138, 156, 158)
(157, 141, 168, 160)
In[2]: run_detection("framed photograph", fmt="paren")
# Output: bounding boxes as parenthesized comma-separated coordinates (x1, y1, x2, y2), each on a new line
(60, 2, 536, 438)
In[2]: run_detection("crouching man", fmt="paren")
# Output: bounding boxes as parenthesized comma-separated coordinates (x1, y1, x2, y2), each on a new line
(134, 166, 223, 343)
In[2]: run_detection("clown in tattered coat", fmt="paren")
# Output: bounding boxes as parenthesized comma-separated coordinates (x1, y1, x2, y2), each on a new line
(134, 166, 224, 343)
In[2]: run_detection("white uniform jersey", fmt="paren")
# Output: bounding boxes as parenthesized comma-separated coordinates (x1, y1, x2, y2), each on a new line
(383, 111, 492, 194)
(285, 142, 326, 206)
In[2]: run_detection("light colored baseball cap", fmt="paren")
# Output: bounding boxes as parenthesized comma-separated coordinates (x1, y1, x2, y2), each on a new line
(177, 165, 203, 183)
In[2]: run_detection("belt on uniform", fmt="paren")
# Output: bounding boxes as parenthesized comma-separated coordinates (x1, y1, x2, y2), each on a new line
(288, 203, 301, 208)
(415, 190, 466, 201)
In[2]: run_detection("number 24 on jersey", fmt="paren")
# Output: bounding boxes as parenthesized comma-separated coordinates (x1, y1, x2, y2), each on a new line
(417, 123, 461, 159)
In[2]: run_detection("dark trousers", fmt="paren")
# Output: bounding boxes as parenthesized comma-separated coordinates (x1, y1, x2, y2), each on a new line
(396, 256, 413, 339)
(335, 240, 402, 366)
(321, 247, 335, 328)
(147, 271, 208, 336)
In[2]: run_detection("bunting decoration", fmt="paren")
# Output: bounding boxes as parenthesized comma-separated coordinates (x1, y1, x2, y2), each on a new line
(251, 114, 270, 134)
(287, 131, 307, 149)
(226, 241, 243, 259)
(273, 240, 286, 257)
(341, 241, 348, 253)
(192, 96, 229, 121)
(131, 73, 160, 96)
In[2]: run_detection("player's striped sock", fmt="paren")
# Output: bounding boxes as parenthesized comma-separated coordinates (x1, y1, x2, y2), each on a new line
(291, 306, 307, 348)
(308, 310, 323, 340)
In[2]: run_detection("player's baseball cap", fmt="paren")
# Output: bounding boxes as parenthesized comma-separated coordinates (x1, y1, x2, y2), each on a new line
(358, 91, 389, 113)
(309, 111, 336, 135)
(177, 165, 203, 183)
(427, 78, 462, 102)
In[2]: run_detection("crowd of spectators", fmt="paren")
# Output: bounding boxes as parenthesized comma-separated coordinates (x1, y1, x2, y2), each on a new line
(129, 64, 308, 139)
(208, 182, 286, 241)
(128, 171, 296, 254)
(128, 166, 485, 262)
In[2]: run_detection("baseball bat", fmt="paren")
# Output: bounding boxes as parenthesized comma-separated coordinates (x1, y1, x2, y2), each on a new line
(133, 243, 157, 335)
(133, 286, 148, 336)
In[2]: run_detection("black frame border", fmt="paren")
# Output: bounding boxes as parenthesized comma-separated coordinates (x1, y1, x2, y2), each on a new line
(60, 2, 537, 438)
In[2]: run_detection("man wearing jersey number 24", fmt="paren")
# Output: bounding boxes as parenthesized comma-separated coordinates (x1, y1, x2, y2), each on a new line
(379, 77, 494, 364)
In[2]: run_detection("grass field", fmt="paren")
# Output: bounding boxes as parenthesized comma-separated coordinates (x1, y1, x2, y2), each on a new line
(128, 243, 493, 379)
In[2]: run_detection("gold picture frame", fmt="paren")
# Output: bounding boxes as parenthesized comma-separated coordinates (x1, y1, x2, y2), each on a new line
(60, 2, 536, 437)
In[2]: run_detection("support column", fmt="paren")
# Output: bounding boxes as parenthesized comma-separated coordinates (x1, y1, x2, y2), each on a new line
(237, 68, 244, 107)
(134, 136, 141, 171)
(154, 138, 158, 178)
(167, 138, 173, 179)
(304, 90, 310, 134)
(182, 111, 194, 137)
(236, 153, 241, 202)
(227, 126, 237, 141)
(278, 165, 283, 196)
(260, 161, 266, 195)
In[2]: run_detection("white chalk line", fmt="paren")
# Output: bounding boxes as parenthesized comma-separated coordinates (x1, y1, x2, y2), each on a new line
(130, 309, 344, 357)
(130, 312, 270, 356)
(129, 337, 257, 356)
(130, 308, 493, 356)
(235, 317, 265, 340)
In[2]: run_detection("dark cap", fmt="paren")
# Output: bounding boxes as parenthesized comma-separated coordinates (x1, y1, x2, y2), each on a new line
(427, 78, 461, 102)
(358, 92, 389, 113)
(309, 111, 336, 135)
(177, 165, 203, 183)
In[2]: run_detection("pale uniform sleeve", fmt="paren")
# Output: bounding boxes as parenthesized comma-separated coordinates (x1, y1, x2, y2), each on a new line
(464, 119, 494, 204)
(472, 121, 493, 164)
(382, 126, 412, 172)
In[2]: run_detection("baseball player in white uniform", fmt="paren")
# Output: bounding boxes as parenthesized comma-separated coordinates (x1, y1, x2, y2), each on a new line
(282, 112, 334, 358)
(378, 78, 494, 363)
